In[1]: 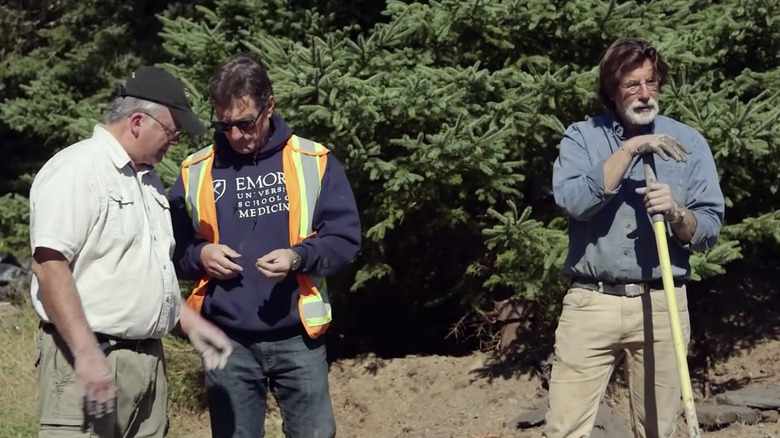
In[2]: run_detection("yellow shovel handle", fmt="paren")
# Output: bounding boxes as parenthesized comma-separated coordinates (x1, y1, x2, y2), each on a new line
(643, 156, 701, 438)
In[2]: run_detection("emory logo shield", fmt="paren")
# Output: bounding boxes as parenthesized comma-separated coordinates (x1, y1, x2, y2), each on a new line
(213, 179, 226, 202)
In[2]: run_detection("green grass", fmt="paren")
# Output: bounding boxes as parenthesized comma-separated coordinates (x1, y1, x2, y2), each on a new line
(0, 302, 39, 438)
(0, 424, 37, 438)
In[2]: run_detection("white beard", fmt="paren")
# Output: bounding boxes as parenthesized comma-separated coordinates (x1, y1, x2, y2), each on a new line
(621, 97, 659, 126)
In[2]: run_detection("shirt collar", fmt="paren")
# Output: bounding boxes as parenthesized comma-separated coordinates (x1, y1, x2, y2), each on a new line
(609, 111, 654, 141)
(92, 125, 152, 173)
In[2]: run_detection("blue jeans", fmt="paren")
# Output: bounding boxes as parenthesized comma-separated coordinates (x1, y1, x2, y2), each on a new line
(205, 332, 335, 438)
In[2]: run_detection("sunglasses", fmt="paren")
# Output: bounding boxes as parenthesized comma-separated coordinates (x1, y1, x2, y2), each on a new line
(210, 102, 268, 133)
(211, 112, 261, 133)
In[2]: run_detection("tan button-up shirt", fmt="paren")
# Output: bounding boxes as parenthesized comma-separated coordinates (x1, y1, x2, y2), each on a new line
(29, 125, 180, 339)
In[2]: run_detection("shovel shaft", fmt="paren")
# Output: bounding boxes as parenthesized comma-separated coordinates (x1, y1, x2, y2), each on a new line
(643, 157, 701, 438)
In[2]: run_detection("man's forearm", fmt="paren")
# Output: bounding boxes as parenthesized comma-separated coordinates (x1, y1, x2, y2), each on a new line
(669, 205, 698, 243)
(603, 146, 635, 191)
(33, 254, 98, 357)
(177, 298, 198, 334)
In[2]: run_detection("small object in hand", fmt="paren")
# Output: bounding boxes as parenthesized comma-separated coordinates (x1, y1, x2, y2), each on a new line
(82, 395, 117, 434)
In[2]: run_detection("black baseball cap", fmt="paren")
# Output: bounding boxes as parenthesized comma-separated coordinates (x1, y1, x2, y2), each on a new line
(119, 66, 207, 136)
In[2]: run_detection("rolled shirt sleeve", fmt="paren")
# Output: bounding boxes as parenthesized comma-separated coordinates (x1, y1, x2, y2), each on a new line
(552, 124, 620, 222)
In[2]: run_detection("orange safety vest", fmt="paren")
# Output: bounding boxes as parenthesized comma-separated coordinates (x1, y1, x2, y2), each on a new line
(179, 135, 332, 339)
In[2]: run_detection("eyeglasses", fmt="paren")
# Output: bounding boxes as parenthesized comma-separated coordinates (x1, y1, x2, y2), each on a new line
(142, 112, 180, 140)
(620, 77, 660, 95)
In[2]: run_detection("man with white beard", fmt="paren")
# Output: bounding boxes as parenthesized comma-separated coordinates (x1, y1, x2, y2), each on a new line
(543, 37, 725, 438)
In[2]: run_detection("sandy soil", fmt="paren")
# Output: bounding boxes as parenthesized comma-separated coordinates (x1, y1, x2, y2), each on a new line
(325, 340, 780, 438)
(166, 336, 780, 437)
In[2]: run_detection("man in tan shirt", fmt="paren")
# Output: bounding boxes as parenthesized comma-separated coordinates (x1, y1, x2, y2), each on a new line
(29, 67, 233, 437)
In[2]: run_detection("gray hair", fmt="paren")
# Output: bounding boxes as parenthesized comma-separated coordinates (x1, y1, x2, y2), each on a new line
(104, 80, 167, 124)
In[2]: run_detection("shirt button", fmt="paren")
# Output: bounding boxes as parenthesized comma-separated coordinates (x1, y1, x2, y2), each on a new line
(623, 249, 630, 255)
(163, 265, 167, 270)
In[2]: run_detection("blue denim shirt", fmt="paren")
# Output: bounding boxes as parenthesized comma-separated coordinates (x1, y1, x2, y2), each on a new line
(552, 113, 725, 283)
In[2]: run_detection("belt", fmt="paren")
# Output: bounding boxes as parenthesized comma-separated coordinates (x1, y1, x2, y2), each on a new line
(40, 322, 158, 353)
(571, 277, 684, 297)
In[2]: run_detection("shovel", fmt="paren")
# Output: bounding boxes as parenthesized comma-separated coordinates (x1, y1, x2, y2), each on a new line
(642, 155, 701, 438)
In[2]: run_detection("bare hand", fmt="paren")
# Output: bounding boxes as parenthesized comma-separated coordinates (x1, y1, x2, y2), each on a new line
(75, 345, 116, 419)
(256, 249, 297, 282)
(186, 318, 233, 370)
(625, 134, 691, 162)
(635, 182, 685, 222)
(200, 244, 243, 280)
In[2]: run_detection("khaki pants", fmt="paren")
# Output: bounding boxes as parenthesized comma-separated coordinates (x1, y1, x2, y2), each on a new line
(542, 286, 690, 438)
(36, 327, 168, 438)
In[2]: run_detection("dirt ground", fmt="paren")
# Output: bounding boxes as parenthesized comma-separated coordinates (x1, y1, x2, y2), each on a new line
(170, 336, 780, 438)
(322, 340, 780, 438)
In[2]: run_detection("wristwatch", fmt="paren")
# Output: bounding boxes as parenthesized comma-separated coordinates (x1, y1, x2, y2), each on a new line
(290, 249, 302, 271)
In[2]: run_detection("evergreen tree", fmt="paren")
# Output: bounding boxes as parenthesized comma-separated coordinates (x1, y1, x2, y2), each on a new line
(2, 0, 779, 349)
(0, 0, 211, 252)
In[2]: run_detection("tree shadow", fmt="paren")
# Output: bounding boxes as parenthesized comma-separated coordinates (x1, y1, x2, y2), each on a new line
(686, 261, 780, 396)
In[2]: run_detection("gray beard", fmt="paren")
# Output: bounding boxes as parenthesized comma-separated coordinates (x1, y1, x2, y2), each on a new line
(622, 98, 659, 126)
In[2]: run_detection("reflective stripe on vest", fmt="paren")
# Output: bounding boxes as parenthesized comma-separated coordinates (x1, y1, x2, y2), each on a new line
(288, 136, 332, 333)
(182, 146, 215, 234)
(180, 135, 332, 339)
(290, 135, 325, 238)
(301, 294, 331, 325)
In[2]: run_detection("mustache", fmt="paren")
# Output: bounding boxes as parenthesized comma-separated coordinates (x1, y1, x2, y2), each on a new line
(630, 98, 658, 111)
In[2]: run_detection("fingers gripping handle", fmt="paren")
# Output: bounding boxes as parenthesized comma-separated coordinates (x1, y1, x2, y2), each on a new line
(642, 155, 665, 223)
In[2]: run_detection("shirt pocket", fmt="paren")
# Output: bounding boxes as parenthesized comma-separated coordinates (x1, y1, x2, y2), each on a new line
(107, 187, 141, 236)
(147, 187, 176, 252)
(148, 189, 172, 228)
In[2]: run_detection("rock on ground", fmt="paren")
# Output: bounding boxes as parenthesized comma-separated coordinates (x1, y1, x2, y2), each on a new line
(716, 386, 780, 410)
(696, 405, 762, 429)
(506, 399, 632, 438)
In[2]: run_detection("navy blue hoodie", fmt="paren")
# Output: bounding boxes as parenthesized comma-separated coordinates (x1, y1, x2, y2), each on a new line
(169, 113, 361, 335)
